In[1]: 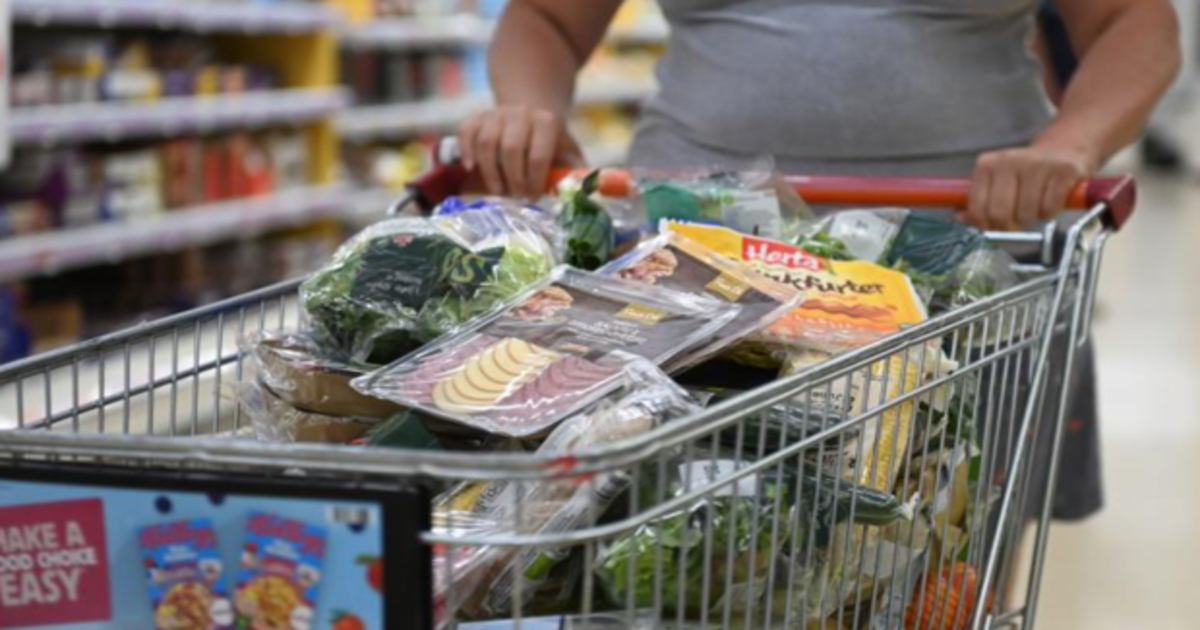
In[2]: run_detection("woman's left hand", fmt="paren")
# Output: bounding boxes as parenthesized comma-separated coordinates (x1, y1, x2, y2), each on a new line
(965, 142, 1099, 231)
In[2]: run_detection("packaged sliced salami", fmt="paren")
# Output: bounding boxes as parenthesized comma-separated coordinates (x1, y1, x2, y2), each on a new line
(138, 519, 234, 630)
(601, 229, 803, 372)
(354, 266, 738, 438)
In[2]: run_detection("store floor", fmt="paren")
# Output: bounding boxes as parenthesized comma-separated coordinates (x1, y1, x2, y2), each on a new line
(1036, 167, 1200, 630)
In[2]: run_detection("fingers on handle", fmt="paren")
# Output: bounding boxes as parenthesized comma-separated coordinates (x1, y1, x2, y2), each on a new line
(528, 112, 558, 198)
(968, 154, 996, 230)
(1017, 163, 1050, 228)
(475, 114, 505, 195)
(500, 113, 533, 197)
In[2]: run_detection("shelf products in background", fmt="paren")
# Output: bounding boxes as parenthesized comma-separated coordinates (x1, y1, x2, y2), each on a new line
(9, 32, 281, 109)
(138, 519, 235, 630)
(0, 129, 309, 239)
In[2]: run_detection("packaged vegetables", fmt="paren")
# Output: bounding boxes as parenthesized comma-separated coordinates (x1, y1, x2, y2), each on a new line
(796, 209, 1021, 316)
(433, 368, 703, 621)
(600, 229, 804, 373)
(354, 267, 738, 438)
(636, 165, 814, 241)
(301, 205, 557, 365)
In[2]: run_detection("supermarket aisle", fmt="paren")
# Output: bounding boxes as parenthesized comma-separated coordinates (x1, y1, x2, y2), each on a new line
(1039, 170, 1200, 630)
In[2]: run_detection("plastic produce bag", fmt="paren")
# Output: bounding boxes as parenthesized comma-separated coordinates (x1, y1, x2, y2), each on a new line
(635, 161, 814, 241)
(354, 267, 738, 438)
(793, 208, 910, 263)
(595, 463, 797, 621)
(435, 365, 703, 620)
(600, 228, 803, 372)
(300, 206, 558, 365)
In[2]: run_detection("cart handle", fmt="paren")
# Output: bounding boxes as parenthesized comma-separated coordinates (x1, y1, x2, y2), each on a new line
(546, 168, 1137, 231)
(404, 162, 1135, 231)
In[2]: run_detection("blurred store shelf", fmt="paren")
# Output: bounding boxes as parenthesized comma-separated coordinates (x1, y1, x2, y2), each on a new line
(10, 0, 342, 33)
(339, 78, 656, 141)
(8, 87, 350, 146)
(339, 14, 491, 50)
(0, 183, 360, 283)
(338, 95, 483, 141)
(339, 15, 667, 50)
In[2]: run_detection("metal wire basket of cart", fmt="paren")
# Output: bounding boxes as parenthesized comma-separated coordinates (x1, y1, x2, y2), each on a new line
(0, 168, 1136, 630)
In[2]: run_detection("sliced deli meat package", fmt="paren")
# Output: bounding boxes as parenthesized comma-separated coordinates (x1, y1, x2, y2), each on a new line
(664, 222, 927, 354)
(354, 267, 738, 438)
(600, 229, 803, 372)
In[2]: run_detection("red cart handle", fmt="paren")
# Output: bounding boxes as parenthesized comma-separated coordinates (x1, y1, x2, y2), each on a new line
(406, 162, 1135, 231)
(546, 168, 1137, 231)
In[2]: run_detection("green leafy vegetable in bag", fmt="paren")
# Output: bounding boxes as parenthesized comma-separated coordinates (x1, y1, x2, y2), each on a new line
(560, 170, 615, 270)
(301, 212, 555, 365)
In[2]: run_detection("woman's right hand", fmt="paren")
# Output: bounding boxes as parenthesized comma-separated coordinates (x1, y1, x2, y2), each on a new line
(457, 105, 586, 198)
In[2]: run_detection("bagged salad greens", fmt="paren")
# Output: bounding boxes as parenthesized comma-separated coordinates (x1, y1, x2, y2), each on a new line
(300, 202, 558, 365)
(595, 458, 797, 620)
(353, 266, 738, 438)
(663, 222, 927, 359)
(600, 229, 803, 373)
(795, 209, 1022, 316)
(433, 365, 702, 621)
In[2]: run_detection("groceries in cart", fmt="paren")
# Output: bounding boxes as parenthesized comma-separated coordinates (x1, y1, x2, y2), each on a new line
(662, 220, 929, 360)
(599, 228, 804, 372)
(631, 162, 815, 241)
(793, 207, 1023, 316)
(353, 267, 739, 438)
(224, 166, 1032, 629)
(301, 201, 559, 366)
(431, 366, 701, 624)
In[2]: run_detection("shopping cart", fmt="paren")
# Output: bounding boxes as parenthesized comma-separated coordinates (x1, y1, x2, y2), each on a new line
(0, 169, 1135, 630)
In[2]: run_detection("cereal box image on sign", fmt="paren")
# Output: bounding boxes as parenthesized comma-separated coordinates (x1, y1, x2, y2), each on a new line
(138, 519, 234, 630)
(235, 513, 327, 630)
(0, 499, 112, 628)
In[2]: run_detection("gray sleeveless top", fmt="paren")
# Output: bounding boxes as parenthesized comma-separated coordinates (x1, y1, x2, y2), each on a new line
(630, 0, 1052, 176)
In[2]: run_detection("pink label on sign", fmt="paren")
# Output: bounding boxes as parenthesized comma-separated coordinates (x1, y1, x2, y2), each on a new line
(0, 498, 112, 628)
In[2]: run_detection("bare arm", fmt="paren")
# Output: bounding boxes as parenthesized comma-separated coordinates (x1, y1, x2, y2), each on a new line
(969, 0, 1180, 229)
(459, 0, 623, 196)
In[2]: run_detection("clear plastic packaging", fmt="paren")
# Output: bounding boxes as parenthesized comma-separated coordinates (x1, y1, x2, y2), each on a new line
(239, 378, 378, 444)
(354, 267, 738, 438)
(595, 455, 798, 620)
(634, 159, 814, 241)
(242, 330, 401, 418)
(600, 229, 803, 372)
(435, 365, 702, 620)
(793, 208, 911, 263)
(300, 207, 558, 365)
